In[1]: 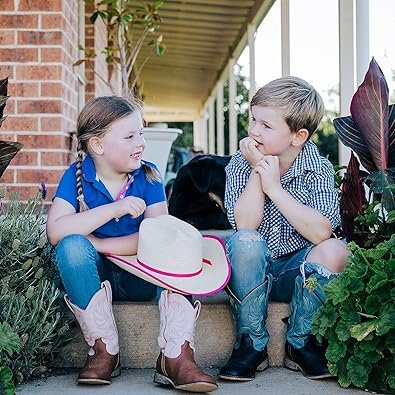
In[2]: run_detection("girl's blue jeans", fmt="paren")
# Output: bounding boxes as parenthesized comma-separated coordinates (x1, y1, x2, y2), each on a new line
(55, 234, 157, 309)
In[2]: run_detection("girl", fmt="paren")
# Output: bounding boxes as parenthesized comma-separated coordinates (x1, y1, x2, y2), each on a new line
(46, 96, 217, 392)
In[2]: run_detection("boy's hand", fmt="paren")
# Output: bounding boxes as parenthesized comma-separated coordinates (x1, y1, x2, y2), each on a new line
(254, 156, 281, 196)
(240, 137, 264, 167)
(113, 196, 146, 219)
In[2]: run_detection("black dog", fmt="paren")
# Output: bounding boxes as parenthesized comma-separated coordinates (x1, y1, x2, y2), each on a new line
(168, 154, 232, 230)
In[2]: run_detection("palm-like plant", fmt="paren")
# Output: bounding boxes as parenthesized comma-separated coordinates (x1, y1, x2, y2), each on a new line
(0, 77, 22, 179)
(333, 58, 395, 247)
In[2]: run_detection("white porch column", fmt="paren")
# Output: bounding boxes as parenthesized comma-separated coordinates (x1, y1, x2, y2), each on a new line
(356, 0, 369, 86)
(193, 120, 201, 150)
(338, 0, 369, 166)
(248, 24, 256, 102)
(228, 58, 238, 154)
(200, 112, 208, 153)
(208, 97, 215, 154)
(281, 0, 290, 76)
(216, 81, 225, 156)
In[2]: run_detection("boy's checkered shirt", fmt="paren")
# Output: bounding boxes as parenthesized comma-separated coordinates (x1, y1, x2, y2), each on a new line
(224, 141, 340, 259)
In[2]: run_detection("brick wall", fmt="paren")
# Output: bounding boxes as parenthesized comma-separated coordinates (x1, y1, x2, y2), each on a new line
(0, 0, 81, 201)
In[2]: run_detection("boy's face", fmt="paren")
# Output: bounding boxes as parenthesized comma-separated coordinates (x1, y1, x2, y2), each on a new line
(248, 105, 295, 157)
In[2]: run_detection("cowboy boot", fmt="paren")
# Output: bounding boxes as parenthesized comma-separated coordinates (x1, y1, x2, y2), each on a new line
(154, 290, 218, 393)
(218, 275, 272, 381)
(284, 264, 336, 379)
(64, 281, 121, 384)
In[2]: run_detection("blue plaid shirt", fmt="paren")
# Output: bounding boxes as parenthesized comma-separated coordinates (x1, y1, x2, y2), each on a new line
(224, 141, 340, 258)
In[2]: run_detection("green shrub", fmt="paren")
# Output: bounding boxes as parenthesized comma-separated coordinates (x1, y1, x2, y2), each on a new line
(312, 236, 395, 393)
(0, 192, 70, 385)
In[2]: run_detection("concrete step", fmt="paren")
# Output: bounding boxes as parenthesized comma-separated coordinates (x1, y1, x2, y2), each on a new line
(55, 292, 290, 369)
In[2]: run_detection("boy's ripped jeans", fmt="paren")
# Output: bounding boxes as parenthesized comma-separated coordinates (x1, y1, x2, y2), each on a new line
(55, 234, 157, 309)
(226, 230, 336, 350)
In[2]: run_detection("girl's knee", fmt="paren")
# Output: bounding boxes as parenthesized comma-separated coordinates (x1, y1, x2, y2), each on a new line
(55, 234, 95, 271)
(307, 239, 350, 273)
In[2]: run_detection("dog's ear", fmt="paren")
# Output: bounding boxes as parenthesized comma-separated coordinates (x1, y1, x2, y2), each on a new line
(188, 156, 215, 193)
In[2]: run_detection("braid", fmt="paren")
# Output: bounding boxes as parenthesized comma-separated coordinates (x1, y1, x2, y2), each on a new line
(76, 140, 89, 212)
(142, 163, 161, 183)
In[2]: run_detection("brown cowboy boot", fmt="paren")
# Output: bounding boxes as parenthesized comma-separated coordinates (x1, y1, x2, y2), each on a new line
(64, 281, 121, 384)
(154, 290, 218, 393)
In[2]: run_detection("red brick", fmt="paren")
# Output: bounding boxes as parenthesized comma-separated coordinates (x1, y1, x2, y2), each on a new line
(0, 65, 14, 79)
(2, 116, 38, 132)
(0, 15, 38, 29)
(18, 99, 61, 114)
(16, 65, 61, 80)
(41, 151, 71, 166)
(41, 82, 62, 97)
(3, 99, 15, 114)
(41, 14, 63, 29)
(1, 0, 14, 10)
(17, 134, 70, 149)
(5, 185, 47, 201)
(1, 169, 14, 183)
(40, 47, 63, 63)
(0, 31, 15, 45)
(8, 82, 39, 97)
(40, 117, 61, 131)
(17, 169, 65, 184)
(9, 150, 38, 166)
(0, 133, 15, 142)
(0, 48, 38, 63)
(18, 31, 62, 46)
(18, 0, 62, 11)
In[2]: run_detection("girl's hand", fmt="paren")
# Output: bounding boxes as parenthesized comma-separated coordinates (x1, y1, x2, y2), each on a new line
(113, 196, 146, 219)
(254, 155, 281, 196)
(240, 137, 264, 167)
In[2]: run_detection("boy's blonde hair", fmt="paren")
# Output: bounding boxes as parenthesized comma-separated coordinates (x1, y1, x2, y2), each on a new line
(251, 76, 325, 137)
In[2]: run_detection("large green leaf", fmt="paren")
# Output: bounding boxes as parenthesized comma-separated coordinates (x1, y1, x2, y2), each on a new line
(0, 141, 23, 179)
(350, 58, 389, 171)
(0, 367, 15, 395)
(367, 169, 395, 212)
(0, 323, 20, 356)
(389, 104, 395, 168)
(333, 115, 376, 172)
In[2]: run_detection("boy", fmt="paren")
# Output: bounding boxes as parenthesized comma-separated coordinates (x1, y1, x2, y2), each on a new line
(219, 76, 350, 381)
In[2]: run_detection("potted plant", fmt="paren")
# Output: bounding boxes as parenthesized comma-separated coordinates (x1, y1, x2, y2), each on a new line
(77, 0, 181, 177)
(311, 58, 395, 393)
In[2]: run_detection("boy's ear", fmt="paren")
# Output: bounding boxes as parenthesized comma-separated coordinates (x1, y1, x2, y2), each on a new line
(88, 136, 104, 155)
(291, 128, 309, 147)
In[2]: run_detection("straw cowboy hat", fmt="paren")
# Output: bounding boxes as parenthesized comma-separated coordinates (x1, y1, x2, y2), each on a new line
(106, 215, 231, 296)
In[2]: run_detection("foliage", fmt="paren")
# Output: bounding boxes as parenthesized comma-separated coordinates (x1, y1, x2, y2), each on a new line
(333, 58, 395, 246)
(77, 0, 165, 97)
(0, 323, 20, 395)
(0, 193, 70, 385)
(312, 112, 339, 165)
(312, 236, 395, 393)
(0, 77, 22, 179)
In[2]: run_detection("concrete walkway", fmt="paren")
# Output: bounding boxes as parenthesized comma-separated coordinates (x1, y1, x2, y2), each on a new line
(18, 368, 368, 395)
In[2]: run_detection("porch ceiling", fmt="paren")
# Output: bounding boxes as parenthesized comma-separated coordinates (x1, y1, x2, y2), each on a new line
(139, 0, 275, 122)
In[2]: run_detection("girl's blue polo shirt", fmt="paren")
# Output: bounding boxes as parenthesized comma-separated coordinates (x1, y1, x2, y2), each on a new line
(54, 155, 166, 238)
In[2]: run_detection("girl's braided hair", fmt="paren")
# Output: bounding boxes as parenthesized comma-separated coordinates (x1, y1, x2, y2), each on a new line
(75, 96, 160, 212)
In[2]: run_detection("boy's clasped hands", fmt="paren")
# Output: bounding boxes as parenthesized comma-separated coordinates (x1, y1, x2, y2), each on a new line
(240, 136, 281, 198)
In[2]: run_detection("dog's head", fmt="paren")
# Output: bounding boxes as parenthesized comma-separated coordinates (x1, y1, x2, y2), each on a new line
(168, 154, 231, 230)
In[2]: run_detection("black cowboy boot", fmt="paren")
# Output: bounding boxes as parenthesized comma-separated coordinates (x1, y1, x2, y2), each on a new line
(219, 276, 272, 381)
(219, 334, 268, 381)
(285, 335, 331, 379)
(285, 267, 336, 379)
